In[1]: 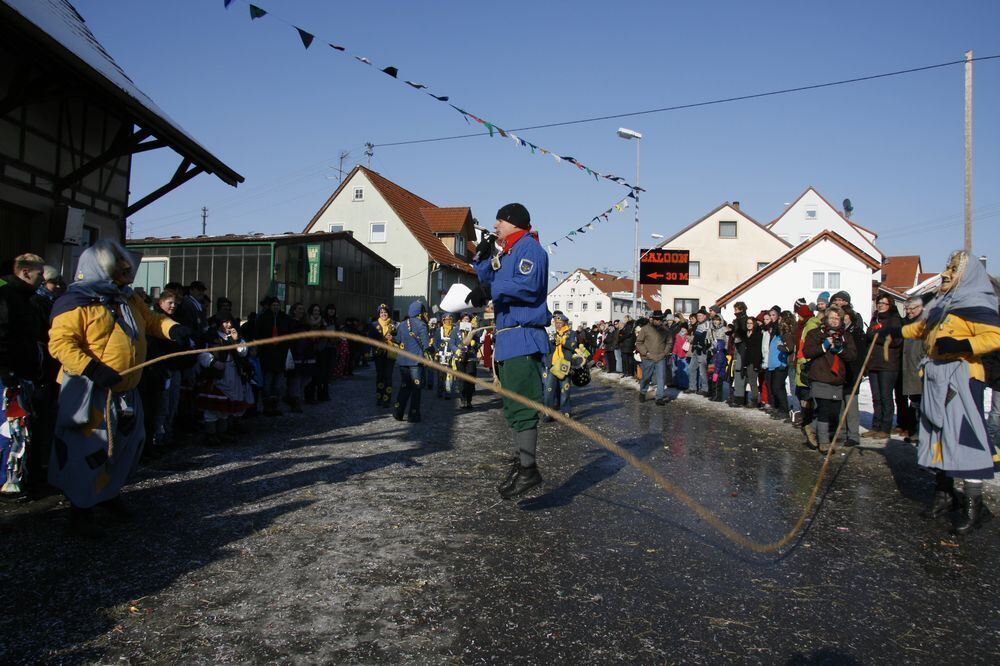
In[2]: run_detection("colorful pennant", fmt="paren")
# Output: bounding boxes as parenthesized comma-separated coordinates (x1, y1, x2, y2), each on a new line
(222, 0, 640, 191)
(544, 194, 634, 255)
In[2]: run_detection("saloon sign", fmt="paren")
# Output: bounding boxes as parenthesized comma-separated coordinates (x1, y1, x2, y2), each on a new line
(639, 249, 690, 285)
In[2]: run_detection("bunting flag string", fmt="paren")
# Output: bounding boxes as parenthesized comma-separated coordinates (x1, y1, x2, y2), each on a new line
(543, 194, 633, 255)
(223, 0, 640, 191)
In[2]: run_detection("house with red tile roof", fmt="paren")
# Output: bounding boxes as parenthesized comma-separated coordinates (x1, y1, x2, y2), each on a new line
(651, 201, 790, 316)
(547, 269, 658, 329)
(303, 166, 478, 318)
(715, 230, 881, 317)
(766, 187, 883, 264)
(881, 255, 923, 291)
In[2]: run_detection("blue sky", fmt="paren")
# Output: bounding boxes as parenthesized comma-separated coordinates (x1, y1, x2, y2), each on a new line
(78, 0, 1000, 283)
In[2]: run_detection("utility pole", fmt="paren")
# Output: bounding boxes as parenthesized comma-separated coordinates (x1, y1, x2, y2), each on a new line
(364, 142, 374, 168)
(338, 150, 350, 182)
(964, 50, 973, 253)
(201, 206, 208, 236)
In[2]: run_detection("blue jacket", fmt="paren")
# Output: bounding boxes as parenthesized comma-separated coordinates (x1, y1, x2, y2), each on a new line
(435, 324, 462, 355)
(475, 232, 550, 362)
(394, 301, 429, 367)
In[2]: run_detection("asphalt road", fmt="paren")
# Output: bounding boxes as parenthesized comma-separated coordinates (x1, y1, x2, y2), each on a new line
(2, 366, 998, 664)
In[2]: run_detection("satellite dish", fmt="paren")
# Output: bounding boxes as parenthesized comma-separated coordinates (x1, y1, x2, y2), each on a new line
(843, 198, 854, 219)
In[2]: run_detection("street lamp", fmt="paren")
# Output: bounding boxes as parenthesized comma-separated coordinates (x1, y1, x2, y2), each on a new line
(617, 127, 642, 317)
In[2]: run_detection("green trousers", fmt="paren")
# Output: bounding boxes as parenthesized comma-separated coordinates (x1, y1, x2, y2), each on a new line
(497, 354, 544, 432)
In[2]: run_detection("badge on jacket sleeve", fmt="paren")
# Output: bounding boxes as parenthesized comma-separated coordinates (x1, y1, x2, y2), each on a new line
(518, 259, 534, 275)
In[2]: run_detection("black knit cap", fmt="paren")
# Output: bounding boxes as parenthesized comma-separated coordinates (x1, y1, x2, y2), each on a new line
(496, 202, 531, 229)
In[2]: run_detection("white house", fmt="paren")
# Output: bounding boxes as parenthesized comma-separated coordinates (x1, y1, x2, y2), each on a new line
(766, 187, 883, 264)
(714, 230, 880, 317)
(547, 269, 657, 328)
(303, 166, 478, 319)
(653, 202, 791, 315)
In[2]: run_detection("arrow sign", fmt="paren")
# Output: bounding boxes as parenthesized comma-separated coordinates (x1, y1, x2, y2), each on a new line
(640, 249, 690, 285)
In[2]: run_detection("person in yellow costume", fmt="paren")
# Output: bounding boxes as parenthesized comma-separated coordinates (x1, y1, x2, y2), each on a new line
(897, 251, 1000, 535)
(542, 310, 575, 420)
(48, 239, 187, 536)
(369, 303, 396, 407)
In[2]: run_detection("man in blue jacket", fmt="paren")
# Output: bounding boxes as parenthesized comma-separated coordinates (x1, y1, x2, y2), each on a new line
(466, 203, 549, 499)
(393, 300, 430, 423)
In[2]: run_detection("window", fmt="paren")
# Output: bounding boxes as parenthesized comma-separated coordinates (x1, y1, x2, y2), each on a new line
(674, 298, 699, 313)
(689, 261, 701, 278)
(570, 287, 575, 294)
(328, 223, 344, 233)
(353, 187, 364, 201)
(589, 287, 595, 294)
(394, 266, 402, 289)
(805, 205, 817, 220)
(553, 301, 560, 311)
(812, 272, 825, 289)
(567, 301, 574, 310)
(828, 272, 841, 289)
(719, 221, 737, 238)
(757, 262, 769, 271)
(454, 233, 465, 257)
(370, 222, 386, 243)
(437, 271, 444, 291)
(595, 301, 602, 311)
(581, 302, 589, 311)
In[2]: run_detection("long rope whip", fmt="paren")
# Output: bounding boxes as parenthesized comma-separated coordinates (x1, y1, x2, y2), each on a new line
(102, 328, 879, 555)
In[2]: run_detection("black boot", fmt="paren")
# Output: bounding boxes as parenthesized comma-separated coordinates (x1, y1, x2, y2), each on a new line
(392, 403, 404, 421)
(922, 472, 960, 519)
(499, 465, 543, 499)
(953, 483, 992, 535)
(496, 459, 520, 491)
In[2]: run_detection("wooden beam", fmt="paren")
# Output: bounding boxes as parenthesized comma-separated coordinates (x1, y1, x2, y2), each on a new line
(55, 127, 152, 191)
(125, 160, 203, 217)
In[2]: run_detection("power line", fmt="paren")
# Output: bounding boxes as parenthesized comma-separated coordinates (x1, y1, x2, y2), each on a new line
(374, 54, 1000, 148)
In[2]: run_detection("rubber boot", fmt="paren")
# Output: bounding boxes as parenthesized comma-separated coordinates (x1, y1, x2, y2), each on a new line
(922, 472, 960, 519)
(953, 482, 992, 535)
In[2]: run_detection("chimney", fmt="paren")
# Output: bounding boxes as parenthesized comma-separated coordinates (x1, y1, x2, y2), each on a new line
(732, 201, 740, 210)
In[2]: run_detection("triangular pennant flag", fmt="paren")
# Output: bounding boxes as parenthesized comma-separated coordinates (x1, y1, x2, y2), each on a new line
(224, 0, 235, 8)
(355, 56, 372, 65)
(592, 217, 600, 223)
(427, 93, 450, 101)
(586, 223, 594, 230)
(249, 4, 267, 19)
(405, 80, 427, 89)
(577, 227, 586, 234)
(329, 43, 346, 51)
(553, 154, 562, 163)
(508, 132, 519, 143)
(622, 200, 629, 209)
(496, 127, 508, 138)
(296, 28, 314, 49)
(539, 147, 549, 155)
(552, 242, 558, 248)
(527, 143, 537, 154)
(627, 191, 637, 199)
(566, 236, 575, 242)
(546, 246, 554, 255)
(568, 230, 577, 236)
(382, 66, 399, 78)
(483, 122, 495, 137)
(602, 213, 610, 221)
(563, 156, 577, 164)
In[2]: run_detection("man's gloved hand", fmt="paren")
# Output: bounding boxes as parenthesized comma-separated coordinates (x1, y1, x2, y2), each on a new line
(473, 234, 496, 262)
(83, 359, 123, 389)
(169, 325, 193, 347)
(465, 282, 492, 308)
(935, 336, 972, 355)
(873, 325, 901, 339)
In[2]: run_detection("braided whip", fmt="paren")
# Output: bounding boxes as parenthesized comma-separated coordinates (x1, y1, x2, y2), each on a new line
(103, 329, 879, 554)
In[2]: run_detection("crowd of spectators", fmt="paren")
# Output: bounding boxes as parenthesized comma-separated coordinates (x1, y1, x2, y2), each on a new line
(0, 248, 376, 517)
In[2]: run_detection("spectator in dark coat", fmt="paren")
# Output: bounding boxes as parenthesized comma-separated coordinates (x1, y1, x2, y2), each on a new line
(254, 297, 292, 416)
(619, 318, 637, 378)
(803, 306, 857, 453)
(864, 295, 904, 439)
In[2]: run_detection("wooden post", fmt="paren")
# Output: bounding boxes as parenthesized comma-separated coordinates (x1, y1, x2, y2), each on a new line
(965, 50, 973, 253)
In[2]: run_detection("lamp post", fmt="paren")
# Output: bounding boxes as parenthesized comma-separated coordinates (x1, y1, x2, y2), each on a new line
(617, 127, 642, 317)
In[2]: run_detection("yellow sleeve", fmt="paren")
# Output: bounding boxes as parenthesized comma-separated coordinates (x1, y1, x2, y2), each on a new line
(968, 320, 1000, 357)
(48, 307, 95, 376)
(133, 295, 176, 340)
(902, 320, 926, 340)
